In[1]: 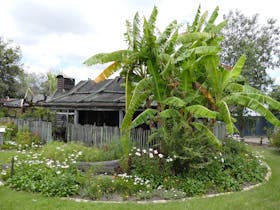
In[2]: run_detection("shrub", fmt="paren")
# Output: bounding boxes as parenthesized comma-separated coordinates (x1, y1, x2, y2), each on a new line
(128, 147, 174, 186)
(271, 128, 280, 149)
(5, 150, 82, 197)
(15, 129, 40, 149)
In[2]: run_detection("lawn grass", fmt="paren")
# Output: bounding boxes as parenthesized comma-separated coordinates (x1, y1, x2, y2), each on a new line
(0, 146, 280, 210)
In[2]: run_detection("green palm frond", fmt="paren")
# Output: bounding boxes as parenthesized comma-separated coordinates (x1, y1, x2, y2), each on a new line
(131, 108, 158, 128)
(224, 94, 280, 126)
(185, 105, 217, 119)
(192, 122, 221, 145)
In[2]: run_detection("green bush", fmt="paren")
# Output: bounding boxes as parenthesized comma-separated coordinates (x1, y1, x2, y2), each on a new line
(15, 129, 40, 149)
(128, 147, 173, 187)
(5, 151, 82, 197)
(3, 122, 17, 142)
(19, 107, 55, 122)
(271, 128, 280, 149)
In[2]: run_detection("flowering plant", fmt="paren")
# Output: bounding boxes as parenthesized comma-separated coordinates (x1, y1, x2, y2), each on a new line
(5, 149, 83, 197)
(128, 147, 174, 186)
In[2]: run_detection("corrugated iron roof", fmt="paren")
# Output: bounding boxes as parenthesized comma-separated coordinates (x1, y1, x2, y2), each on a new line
(44, 77, 125, 109)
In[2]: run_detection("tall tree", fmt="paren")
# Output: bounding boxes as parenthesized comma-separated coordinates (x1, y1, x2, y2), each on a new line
(221, 10, 280, 91)
(0, 37, 23, 98)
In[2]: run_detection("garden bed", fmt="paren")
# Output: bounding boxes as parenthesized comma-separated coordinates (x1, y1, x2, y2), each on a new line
(0, 139, 269, 202)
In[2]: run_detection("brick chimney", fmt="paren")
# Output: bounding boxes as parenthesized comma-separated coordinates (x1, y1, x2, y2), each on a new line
(56, 75, 75, 92)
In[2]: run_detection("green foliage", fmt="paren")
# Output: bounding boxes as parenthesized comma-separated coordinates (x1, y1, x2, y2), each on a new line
(2, 122, 17, 141)
(15, 129, 40, 149)
(19, 107, 55, 122)
(39, 141, 123, 162)
(221, 11, 280, 91)
(128, 147, 173, 186)
(0, 37, 23, 98)
(0, 124, 40, 150)
(5, 151, 82, 197)
(271, 128, 280, 149)
(80, 175, 151, 200)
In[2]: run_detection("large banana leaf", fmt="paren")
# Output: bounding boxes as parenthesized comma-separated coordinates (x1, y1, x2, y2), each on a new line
(194, 46, 220, 55)
(177, 32, 212, 44)
(189, 5, 201, 32)
(131, 109, 158, 128)
(121, 78, 152, 131)
(147, 60, 163, 102)
(192, 122, 221, 146)
(185, 105, 217, 119)
(240, 93, 280, 110)
(132, 12, 141, 51)
(218, 100, 234, 134)
(226, 83, 280, 110)
(163, 96, 186, 108)
(224, 94, 280, 127)
(210, 20, 227, 33)
(222, 55, 246, 89)
(83, 50, 131, 66)
(94, 62, 120, 83)
(157, 20, 178, 47)
(159, 109, 181, 118)
(204, 6, 219, 32)
(196, 11, 208, 32)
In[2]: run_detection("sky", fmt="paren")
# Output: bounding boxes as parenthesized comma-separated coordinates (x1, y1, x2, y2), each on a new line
(0, 0, 280, 84)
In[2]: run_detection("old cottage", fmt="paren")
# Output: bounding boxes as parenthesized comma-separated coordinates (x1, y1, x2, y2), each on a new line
(41, 75, 125, 128)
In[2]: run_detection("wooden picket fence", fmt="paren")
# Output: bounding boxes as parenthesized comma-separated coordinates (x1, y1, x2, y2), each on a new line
(66, 123, 153, 148)
(0, 118, 227, 148)
(0, 117, 52, 143)
(66, 124, 120, 146)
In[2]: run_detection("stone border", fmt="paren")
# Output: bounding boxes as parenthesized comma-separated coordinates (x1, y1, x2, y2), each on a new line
(63, 160, 272, 204)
